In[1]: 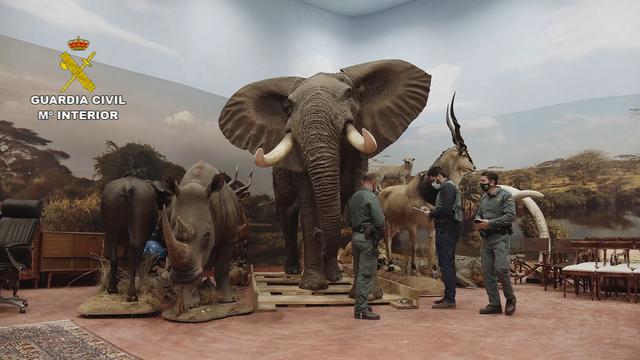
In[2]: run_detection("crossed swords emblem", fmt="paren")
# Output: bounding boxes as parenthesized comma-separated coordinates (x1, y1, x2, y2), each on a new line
(59, 51, 96, 93)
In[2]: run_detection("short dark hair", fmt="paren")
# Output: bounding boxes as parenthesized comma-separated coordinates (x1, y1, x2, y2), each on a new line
(427, 166, 449, 178)
(481, 170, 499, 184)
(362, 173, 376, 182)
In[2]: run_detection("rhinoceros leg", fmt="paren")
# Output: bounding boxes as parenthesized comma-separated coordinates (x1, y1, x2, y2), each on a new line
(213, 237, 237, 303)
(126, 244, 142, 302)
(106, 232, 119, 295)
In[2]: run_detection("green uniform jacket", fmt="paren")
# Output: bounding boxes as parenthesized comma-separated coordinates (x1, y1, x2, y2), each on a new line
(475, 186, 516, 236)
(347, 187, 385, 231)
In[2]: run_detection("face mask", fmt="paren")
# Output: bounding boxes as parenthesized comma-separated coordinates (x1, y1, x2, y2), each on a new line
(480, 183, 491, 192)
(432, 181, 441, 189)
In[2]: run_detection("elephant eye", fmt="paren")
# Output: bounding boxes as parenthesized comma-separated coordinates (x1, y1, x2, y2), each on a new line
(343, 88, 353, 99)
(283, 99, 294, 116)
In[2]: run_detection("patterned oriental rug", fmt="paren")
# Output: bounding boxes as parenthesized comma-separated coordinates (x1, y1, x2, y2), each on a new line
(0, 320, 138, 359)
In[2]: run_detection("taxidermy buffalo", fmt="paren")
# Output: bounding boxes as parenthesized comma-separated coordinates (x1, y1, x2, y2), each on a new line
(219, 59, 431, 290)
(102, 176, 174, 301)
(161, 160, 244, 303)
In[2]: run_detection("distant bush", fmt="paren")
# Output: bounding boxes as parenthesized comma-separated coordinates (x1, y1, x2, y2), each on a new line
(42, 192, 102, 232)
(519, 214, 569, 241)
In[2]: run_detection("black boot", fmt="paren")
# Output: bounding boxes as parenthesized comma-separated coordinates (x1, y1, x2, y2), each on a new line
(479, 305, 502, 315)
(505, 297, 516, 316)
(433, 297, 445, 304)
(355, 310, 380, 320)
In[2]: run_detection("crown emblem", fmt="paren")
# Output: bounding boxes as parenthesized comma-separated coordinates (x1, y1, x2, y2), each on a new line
(68, 36, 89, 51)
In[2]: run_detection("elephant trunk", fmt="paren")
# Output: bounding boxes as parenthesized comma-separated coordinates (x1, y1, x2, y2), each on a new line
(296, 112, 343, 272)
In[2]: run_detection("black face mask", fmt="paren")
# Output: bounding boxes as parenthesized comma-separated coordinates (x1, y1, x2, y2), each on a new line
(480, 183, 491, 192)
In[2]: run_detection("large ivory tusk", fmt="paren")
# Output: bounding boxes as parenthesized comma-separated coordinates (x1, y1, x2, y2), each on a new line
(161, 208, 192, 270)
(513, 190, 544, 201)
(346, 124, 377, 154)
(254, 133, 294, 167)
(500, 185, 550, 251)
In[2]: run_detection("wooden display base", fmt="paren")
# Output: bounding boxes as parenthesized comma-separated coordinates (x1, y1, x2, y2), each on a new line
(161, 286, 256, 323)
(77, 293, 159, 316)
(254, 269, 419, 312)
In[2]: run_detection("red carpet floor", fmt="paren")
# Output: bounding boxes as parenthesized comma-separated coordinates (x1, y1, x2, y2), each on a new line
(1, 284, 639, 360)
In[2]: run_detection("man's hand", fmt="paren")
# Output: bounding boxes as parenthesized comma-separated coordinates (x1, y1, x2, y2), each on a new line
(474, 219, 489, 230)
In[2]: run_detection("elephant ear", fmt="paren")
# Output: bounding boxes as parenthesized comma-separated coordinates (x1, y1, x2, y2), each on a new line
(218, 77, 306, 172)
(340, 59, 431, 157)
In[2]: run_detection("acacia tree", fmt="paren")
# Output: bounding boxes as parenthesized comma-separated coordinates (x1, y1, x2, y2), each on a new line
(562, 149, 608, 185)
(94, 141, 185, 185)
(0, 120, 81, 199)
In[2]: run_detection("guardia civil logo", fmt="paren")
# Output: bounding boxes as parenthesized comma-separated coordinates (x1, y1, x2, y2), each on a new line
(29, 36, 126, 121)
(59, 36, 96, 93)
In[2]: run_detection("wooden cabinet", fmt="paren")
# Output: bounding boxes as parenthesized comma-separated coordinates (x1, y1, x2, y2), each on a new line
(40, 231, 106, 287)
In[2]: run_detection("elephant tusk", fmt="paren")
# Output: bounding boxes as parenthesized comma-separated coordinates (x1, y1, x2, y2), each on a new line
(254, 133, 294, 167)
(500, 185, 550, 251)
(161, 208, 192, 271)
(513, 189, 544, 201)
(346, 124, 377, 154)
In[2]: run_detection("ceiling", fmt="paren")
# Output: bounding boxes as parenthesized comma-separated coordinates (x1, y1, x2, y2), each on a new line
(299, 0, 416, 17)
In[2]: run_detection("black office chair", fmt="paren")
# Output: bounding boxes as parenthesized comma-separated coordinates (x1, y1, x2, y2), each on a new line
(0, 199, 42, 313)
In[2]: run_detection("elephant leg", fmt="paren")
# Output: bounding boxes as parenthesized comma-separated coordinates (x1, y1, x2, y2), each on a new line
(274, 169, 301, 275)
(281, 204, 300, 275)
(107, 234, 118, 294)
(298, 179, 328, 290)
(213, 238, 237, 303)
(126, 245, 141, 302)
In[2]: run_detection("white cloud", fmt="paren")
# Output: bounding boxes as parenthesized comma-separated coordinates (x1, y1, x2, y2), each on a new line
(506, 0, 640, 68)
(1, 0, 179, 58)
(164, 110, 195, 127)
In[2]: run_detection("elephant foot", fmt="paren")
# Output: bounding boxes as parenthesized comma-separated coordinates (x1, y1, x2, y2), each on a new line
(284, 263, 301, 275)
(217, 286, 238, 303)
(300, 270, 328, 290)
(126, 294, 138, 302)
(324, 258, 342, 282)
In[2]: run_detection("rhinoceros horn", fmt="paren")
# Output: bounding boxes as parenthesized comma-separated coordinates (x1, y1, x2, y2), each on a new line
(161, 207, 192, 271)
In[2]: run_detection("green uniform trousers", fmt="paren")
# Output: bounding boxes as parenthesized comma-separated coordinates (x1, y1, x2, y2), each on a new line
(481, 234, 515, 306)
(352, 232, 376, 314)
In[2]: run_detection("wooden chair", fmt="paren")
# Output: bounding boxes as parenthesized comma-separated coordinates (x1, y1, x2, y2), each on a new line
(634, 267, 640, 304)
(541, 239, 577, 291)
(562, 239, 602, 300)
(593, 238, 636, 302)
(510, 237, 548, 285)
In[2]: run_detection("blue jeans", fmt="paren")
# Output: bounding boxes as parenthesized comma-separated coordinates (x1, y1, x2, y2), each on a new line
(435, 224, 461, 303)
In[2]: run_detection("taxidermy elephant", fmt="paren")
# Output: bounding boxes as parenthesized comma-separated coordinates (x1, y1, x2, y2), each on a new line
(102, 176, 174, 301)
(161, 160, 245, 303)
(219, 59, 431, 290)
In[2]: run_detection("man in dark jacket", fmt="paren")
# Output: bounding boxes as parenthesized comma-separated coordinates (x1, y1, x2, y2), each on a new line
(422, 166, 463, 309)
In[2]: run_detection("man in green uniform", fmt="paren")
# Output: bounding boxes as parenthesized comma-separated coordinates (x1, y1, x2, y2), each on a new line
(474, 171, 517, 316)
(347, 173, 385, 320)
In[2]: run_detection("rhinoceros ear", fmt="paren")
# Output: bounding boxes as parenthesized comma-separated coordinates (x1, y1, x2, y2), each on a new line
(208, 173, 226, 197)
